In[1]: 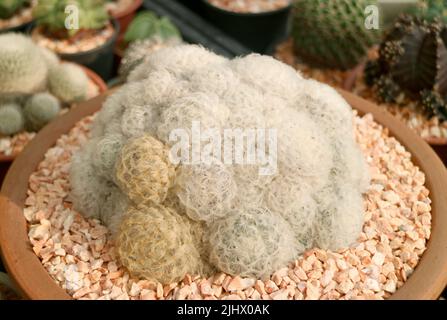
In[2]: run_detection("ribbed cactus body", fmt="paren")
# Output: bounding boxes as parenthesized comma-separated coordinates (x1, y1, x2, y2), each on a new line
(0, 33, 48, 94)
(24, 92, 61, 131)
(292, 0, 380, 70)
(0, 103, 25, 136)
(367, 15, 447, 120)
(48, 63, 88, 104)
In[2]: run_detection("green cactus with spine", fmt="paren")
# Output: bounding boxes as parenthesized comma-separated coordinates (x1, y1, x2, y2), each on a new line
(0, 0, 27, 19)
(123, 11, 181, 44)
(365, 14, 447, 120)
(0, 33, 48, 94)
(48, 63, 88, 104)
(24, 92, 61, 132)
(0, 103, 25, 136)
(33, 0, 109, 37)
(292, 0, 380, 70)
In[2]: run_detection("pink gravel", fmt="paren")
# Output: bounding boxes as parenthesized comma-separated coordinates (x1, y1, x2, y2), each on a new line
(22, 112, 431, 300)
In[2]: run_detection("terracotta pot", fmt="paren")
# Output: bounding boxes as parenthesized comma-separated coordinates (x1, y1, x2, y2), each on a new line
(343, 65, 447, 165)
(110, 0, 143, 37)
(0, 89, 447, 299)
(0, 65, 107, 186)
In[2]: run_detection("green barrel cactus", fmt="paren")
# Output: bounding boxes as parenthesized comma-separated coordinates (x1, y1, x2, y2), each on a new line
(24, 92, 61, 132)
(365, 14, 447, 119)
(292, 0, 380, 70)
(33, 0, 109, 37)
(0, 33, 48, 94)
(48, 63, 88, 104)
(0, 103, 25, 136)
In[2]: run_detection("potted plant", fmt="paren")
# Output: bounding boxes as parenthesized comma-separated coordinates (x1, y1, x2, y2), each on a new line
(106, 0, 143, 37)
(29, 0, 119, 80)
(345, 3, 447, 164)
(199, 0, 292, 53)
(116, 10, 182, 80)
(0, 0, 36, 33)
(0, 32, 107, 184)
(0, 46, 446, 300)
(275, 0, 380, 89)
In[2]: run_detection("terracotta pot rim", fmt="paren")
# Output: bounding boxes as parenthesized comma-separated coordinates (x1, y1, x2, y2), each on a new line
(0, 64, 107, 163)
(110, 0, 143, 20)
(0, 89, 447, 299)
(343, 64, 447, 147)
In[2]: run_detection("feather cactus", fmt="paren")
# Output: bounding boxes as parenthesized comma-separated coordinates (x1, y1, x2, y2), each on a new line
(48, 63, 88, 104)
(0, 33, 48, 94)
(0, 103, 25, 136)
(292, 0, 380, 70)
(365, 14, 447, 120)
(24, 92, 61, 132)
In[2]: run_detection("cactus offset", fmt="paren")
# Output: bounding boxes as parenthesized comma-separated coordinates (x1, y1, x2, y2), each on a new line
(48, 63, 88, 104)
(0, 103, 25, 136)
(292, 0, 380, 70)
(24, 92, 61, 132)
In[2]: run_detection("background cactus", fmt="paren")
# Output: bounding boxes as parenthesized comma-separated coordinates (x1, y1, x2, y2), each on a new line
(33, 0, 109, 37)
(118, 11, 182, 79)
(0, 103, 25, 136)
(292, 0, 380, 70)
(0, 0, 27, 19)
(365, 14, 447, 120)
(48, 63, 88, 104)
(24, 92, 61, 131)
(0, 33, 48, 94)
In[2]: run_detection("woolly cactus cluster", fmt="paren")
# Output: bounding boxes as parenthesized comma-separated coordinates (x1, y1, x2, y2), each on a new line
(70, 45, 369, 283)
(0, 33, 89, 136)
(365, 14, 447, 120)
(292, 0, 380, 70)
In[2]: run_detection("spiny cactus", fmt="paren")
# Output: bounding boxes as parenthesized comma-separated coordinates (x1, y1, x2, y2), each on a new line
(48, 63, 88, 104)
(365, 14, 447, 120)
(33, 0, 109, 37)
(0, 0, 26, 19)
(24, 92, 61, 132)
(70, 45, 369, 283)
(0, 33, 48, 94)
(292, 0, 380, 70)
(0, 103, 25, 136)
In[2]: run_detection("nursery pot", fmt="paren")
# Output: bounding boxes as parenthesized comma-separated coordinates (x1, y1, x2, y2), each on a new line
(110, 0, 143, 37)
(0, 20, 33, 34)
(28, 19, 120, 81)
(199, 0, 292, 54)
(343, 65, 447, 166)
(0, 65, 107, 187)
(0, 90, 446, 299)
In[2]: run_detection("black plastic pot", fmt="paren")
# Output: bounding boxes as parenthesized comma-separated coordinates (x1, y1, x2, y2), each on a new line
(28, 19, 120, 81)
(199, 0, 292, 54)
(0, 20, 33, 34)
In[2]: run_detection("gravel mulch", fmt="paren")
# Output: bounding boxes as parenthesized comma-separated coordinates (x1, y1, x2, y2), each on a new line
(21, 110, 431, 300)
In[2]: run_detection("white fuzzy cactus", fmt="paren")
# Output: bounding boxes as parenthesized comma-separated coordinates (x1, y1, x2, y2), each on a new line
(70, 44, 370, 283)
(0, 33, 48, 95)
